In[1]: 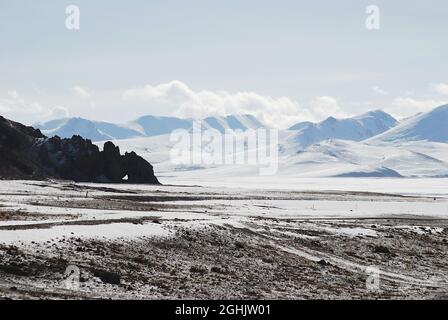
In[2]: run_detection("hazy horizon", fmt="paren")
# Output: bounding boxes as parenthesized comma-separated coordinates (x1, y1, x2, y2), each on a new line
(30, 103, 448, 129)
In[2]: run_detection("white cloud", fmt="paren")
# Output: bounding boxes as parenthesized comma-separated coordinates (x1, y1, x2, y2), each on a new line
(430, 83, 448, 96)
(0, 91, 69, 124)
(312, 96, 349, 119)
(386, 97, 447, 118)
(50, 106, 70, 119)
(372, 86, 387, 95)
(123, 80, 315, 128)
(72, 86, 91, 98)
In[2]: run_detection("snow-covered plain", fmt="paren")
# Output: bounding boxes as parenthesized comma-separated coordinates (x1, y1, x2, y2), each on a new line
(1, 179, 447, 246)
(1, 180, 448, 299)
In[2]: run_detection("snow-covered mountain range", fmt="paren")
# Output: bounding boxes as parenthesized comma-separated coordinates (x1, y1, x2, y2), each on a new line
(289, 110, 398, 149)
(35, 104, 448, 180)
(35, 114, 266, 141)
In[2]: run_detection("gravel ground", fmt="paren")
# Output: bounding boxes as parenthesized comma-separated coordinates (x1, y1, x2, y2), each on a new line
(0, 180, 447, 299)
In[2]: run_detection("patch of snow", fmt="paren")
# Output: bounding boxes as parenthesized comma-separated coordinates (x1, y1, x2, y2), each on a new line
(0, 222, 171, 245)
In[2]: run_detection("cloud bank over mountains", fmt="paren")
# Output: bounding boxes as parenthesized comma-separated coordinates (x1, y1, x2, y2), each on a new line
(0, 91, 69, 124)
(123, 80, 312, 128)
(1, 80, 448, 127)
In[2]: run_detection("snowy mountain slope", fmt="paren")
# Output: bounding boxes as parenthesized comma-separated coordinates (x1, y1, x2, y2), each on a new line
(288, 110, 398, 149)
(295, 139, 448, 178)
(288, 121, 313, 131)
(370, 104, 448, 143)
(202, 114, 266, 133)
(130, 115, 193, 136)
(95, 105, 448, 180)
(40, 105, 448, 181)
(100, 129, 448, 180)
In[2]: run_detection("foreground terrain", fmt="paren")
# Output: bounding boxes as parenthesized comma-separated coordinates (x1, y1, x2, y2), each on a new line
(0, 180, 447, 299)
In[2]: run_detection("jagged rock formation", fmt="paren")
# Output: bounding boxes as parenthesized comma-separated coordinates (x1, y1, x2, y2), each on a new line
(0, 115, 160, 184)
(0, 116, 49, 179)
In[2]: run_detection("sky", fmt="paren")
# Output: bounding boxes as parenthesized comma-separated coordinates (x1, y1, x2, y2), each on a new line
(0, 0, 447, 128)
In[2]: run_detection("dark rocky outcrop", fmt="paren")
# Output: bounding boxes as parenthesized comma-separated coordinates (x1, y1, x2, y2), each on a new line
(92, 269, 121, 285)
(0, 115, 160, 184)
(0, 116, 50, 179)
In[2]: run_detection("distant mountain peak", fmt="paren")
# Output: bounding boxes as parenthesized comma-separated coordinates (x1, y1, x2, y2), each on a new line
(371, 104, 448, 143)
(365, 109, 387, 115)
(35, 117, 145, 142)
(433, 104, 448, 112)
(288, 109, 398, 149)
(322, 116, 337, 123)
